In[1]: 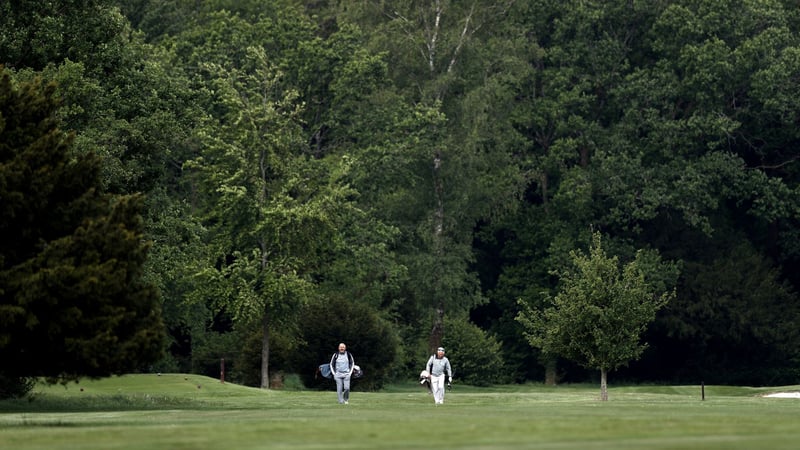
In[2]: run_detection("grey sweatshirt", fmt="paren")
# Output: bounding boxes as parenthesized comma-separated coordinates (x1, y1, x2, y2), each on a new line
(426, 356, 452, 378)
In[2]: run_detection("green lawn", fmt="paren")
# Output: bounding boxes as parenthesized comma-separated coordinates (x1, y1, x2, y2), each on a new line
(1, 374, 798, 449)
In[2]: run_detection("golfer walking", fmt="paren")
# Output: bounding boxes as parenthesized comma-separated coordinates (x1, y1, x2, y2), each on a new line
(426, 347, 453, 404)
(330, 343, 355, 404)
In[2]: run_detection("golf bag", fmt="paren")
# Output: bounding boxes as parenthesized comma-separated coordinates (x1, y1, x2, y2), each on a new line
(317, 363, 333, 379)
(419, 370, 432, 394)
(317, 358, 362, 380)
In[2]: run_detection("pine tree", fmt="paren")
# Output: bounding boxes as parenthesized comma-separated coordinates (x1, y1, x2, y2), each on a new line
(0, 68, 165, 396)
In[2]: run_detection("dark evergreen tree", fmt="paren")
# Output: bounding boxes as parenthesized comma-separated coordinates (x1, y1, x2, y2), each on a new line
(0, 69, 165, 396)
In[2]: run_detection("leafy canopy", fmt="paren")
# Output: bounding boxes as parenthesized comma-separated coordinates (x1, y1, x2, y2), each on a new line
(517, 232, 675, 373)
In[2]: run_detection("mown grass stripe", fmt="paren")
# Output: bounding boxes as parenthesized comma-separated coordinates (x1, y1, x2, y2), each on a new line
(1, 374, 798, 449)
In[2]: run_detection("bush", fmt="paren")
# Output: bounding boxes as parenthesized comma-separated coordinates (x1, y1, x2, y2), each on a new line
(441, 317, 504, 386)
(0, 373, 35, 399)
(292, 297, 399, 390)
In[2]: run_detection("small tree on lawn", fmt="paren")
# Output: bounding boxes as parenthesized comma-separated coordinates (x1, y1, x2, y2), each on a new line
(517, 232, 675, 401)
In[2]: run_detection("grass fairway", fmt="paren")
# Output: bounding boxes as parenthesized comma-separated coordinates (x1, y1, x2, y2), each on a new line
(1, 374, 798, 449)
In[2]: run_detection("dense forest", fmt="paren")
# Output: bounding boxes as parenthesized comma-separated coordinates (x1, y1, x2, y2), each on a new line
(2, 0, 800, 392)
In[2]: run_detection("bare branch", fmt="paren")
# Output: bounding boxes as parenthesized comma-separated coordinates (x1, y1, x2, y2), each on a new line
(748, 154, 800, 171)
(384, 8, 430, 73)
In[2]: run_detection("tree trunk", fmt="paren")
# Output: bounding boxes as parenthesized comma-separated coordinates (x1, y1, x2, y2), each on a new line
(429, 302, 444, 353)
(540, 172, 549, 213)
(544, 357, 557, 386)
(260, 312, 270, 389)
(429, 149, 445, 353)
(600, 368, 608, 401)
(579, 144, 590, 167)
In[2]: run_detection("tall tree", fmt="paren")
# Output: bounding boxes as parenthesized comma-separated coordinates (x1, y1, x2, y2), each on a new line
(470, 0, 635, 382)
(0, 69, 165, 396)
(337, 0, 522, 354)
(186, 46, 348, 388)
(3, 0, 214, 376)
(517, 232, 675, 400)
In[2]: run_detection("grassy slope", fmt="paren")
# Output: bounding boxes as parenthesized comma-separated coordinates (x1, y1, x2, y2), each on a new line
(1, 374, 798, 449)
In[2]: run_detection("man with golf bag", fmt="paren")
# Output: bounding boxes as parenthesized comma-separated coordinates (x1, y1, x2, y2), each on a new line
(330, 342, 355, 404)
(425, 347, 453, 404)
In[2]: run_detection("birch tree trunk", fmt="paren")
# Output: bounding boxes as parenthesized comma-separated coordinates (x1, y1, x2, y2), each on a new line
(380, 0, 516, 350)
(430, 150, 445, 352)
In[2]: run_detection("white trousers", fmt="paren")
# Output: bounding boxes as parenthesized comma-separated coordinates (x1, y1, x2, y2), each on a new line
(334, 373, 351, 404)
(430, 374, 446, 404)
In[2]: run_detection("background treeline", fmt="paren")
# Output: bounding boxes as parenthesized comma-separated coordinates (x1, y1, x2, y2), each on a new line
(2, 0, 800, 390)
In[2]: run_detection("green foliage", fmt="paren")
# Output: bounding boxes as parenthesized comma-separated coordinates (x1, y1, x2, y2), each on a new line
(0, 374, 35, 400)
(5, 0, 800, 388)
(0, 69, 165, 390)
(663, 241, 800, 384)
(0, 0, 127, 73)
(441, 317, 505, 386)
(518, 232, 675, 374)
(183, 34, 355, 385)
(226, 323, 297, 388)
(293, 297, 399, 390)
(316, 208, 407, 311)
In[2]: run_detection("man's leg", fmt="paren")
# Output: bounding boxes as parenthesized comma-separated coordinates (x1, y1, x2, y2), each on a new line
(343, 375, 351, 403)
(335, 376, 345, 403)
(431, 375, 444, 404)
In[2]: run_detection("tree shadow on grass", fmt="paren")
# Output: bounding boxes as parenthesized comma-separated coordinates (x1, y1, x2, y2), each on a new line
(0, 393, 217, 413)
